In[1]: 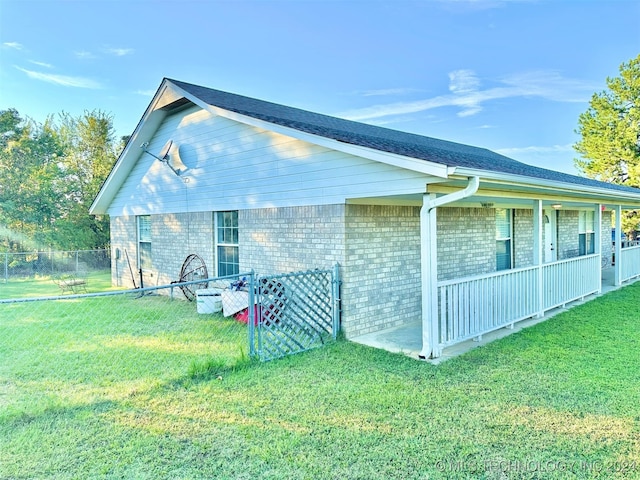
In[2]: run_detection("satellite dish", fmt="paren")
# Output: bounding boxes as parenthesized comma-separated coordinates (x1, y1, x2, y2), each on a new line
(168, 148, 188, 176)
(140, 139, 186, 177)
(158, 139, 173, 160)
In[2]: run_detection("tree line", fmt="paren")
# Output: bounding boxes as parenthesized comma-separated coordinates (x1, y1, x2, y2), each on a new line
(0, 109, 121, 252)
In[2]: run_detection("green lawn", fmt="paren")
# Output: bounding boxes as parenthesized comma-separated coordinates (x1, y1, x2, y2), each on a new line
(0, 270, 115, 299)
(1, 283, 639, 479)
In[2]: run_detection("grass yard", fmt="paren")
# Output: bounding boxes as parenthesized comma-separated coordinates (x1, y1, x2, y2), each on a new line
(1, 283, 640, 479)
(0, 270, 115, 299)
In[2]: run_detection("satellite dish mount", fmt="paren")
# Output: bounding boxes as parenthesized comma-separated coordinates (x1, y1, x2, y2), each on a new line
(140, 139, 185, 176)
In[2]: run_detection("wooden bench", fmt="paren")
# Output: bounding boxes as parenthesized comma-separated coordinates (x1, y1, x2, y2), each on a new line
(53, 273, 88, 294)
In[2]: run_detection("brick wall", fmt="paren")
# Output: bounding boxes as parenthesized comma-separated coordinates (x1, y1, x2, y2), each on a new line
(437, 207, 494, 280)
(240, 205, 345, 275)
(342, 204, 421, 337)
(110, 216, 137, 288)
(110, 213, 214, 290)
(554, 209, 611, 262)
(152, 212, 214, 286)
(514, 209, 534, 268)
(557, 210, 579, 259)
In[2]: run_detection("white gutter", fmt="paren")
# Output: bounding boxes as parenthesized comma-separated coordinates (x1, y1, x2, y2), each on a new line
(454, 167, 640, 206)
(426, 175, 480, 210)
(420, 175, 480, 360)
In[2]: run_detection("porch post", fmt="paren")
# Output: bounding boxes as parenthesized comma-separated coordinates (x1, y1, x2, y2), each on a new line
(533, 200, 544, 317)
(595, 204, 602, 293)
(419, 193, 439, 359)
(615, 205, 622, 286)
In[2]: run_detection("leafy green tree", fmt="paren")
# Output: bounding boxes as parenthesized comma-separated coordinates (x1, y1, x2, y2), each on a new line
(574, 54, 640, 236)
(55, 110, 118, 250)
(0, 109, 117, 252)
(0, 112, 64, 250)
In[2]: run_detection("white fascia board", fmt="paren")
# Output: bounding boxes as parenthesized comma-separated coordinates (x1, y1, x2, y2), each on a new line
(90, 112, 166, 214)
(90, 81, 176, 214)
(168, 82, 450, 179)
(454, 167, 640, 208)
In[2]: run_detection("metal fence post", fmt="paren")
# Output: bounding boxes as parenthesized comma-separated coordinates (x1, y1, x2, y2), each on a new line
(247, 270, 256, 357)
(3, 252, 7, 284)
(332, 263, 341, 338)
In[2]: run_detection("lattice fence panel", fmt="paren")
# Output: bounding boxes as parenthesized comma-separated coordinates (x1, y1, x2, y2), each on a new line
(254, 267, 339, 361)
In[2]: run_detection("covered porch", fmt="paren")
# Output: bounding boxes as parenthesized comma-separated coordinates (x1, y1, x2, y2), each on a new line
(352, 175, 640, 361)
(352, 262, 640, 362)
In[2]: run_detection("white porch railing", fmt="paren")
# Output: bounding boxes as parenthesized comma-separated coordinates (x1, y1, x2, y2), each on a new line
(542, 254, 600, 310)
(620, 245, 640, 283)
(437, 254, 600, 348)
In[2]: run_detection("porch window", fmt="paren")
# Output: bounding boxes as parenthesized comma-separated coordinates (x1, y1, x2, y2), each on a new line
(578, 210, 595, 255)
(496, 208, 513, 270)
(216, 211, 239, 276)
(137, 215, 152, 269)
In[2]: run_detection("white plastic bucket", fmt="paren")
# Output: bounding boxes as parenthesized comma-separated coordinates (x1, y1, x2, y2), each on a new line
(196, 289, 222, 314)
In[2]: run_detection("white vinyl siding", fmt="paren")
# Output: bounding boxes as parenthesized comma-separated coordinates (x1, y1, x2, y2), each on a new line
(107, 106, 435, 216)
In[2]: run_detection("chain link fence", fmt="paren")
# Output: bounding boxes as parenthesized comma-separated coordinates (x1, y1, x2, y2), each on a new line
(1, 249, 110, 283)
(0, 267, 340, 422)
(0, 274, 256, 420)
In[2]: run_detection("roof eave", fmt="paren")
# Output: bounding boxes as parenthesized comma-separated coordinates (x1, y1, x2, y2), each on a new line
(454, 167, 640, 208)
(90, 79, 177, 215)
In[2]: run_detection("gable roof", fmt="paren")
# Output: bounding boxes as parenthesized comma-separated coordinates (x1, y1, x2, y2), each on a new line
(91, 78, 640, 215)
(168, 78, 640, 196)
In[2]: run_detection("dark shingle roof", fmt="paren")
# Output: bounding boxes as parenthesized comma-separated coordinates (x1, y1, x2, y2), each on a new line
(168, 78, 640, 195)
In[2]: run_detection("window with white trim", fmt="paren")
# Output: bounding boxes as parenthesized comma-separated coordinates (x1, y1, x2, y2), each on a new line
(496, 208, 513, 271)
(137, 215, 152, 270)
(216, 211, 239, 276)
(578, 210, 595, 255)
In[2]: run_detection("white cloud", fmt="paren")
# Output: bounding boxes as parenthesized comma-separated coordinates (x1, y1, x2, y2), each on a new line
(3, 42, 23, 50)
(15, 67, 102, 89)
(495, 144, 574, 156)
(75, 50, 97, 60)
(495, 144, 577, 173)
(500, 70, 596, 102)
(437, 0, 535, 12)
(29, 60, 53, 68)
(339, 69, 596, 122)
(134, 89, 156, 96)
(361, 88, 420, 97)
(448, 69, 480, 94)
(105, 47, 134, 56)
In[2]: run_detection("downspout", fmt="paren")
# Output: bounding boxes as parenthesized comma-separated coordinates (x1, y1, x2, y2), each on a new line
(419, 176, 480, 359)
(425, 175, 480, 211)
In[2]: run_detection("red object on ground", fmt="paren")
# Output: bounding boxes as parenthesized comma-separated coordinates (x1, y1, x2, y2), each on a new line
(235, 306, 260, 325)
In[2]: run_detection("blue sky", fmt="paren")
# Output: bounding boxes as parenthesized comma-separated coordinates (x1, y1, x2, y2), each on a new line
(1, 0, 638, 174)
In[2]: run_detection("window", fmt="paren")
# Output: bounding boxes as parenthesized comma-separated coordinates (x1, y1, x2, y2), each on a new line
(496, 208, 513, 271)
(216, 211, 239, 276)
(137, 215, 152, 269)
(578, 210, 595, 255)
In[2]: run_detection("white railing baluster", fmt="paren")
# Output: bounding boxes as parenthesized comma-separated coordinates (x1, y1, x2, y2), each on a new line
(436, 255, 600, 350)
(620, 245, 640, 283)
